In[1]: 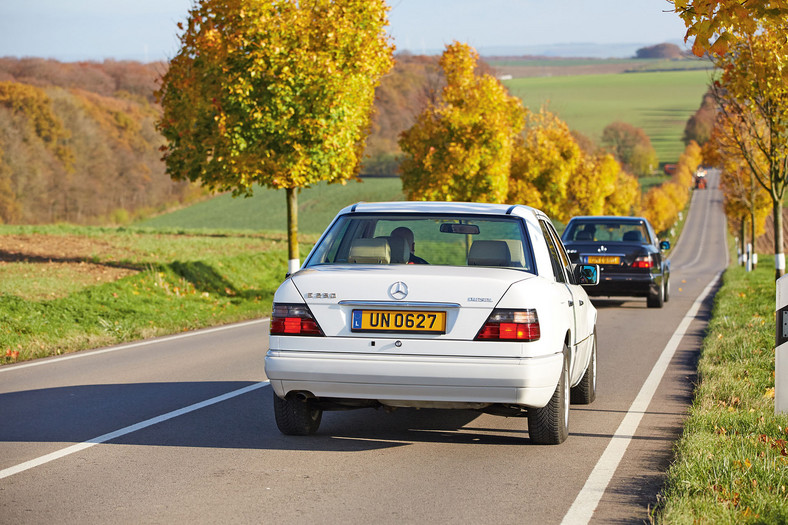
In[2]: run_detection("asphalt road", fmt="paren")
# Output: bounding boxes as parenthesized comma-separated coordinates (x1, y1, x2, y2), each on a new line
(0, 175, 728, 524)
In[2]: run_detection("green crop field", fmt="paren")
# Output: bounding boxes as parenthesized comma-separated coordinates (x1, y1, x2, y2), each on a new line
(488, 57, 711, 72)
(504, 69, 713, 165)
(136, 177, 404, 233)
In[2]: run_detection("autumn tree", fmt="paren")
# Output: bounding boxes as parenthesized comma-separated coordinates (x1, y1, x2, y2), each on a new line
(709, 22, 788, 278)
(683, 90, 716, 146)
(635, 43, 684, 59)
(508, 108, 579, 220)
(601, 121, 658, 176)
(641, 140, 698, 234)
(605, 170, 641, 216)
(158, 0, 394, 272)
(563, 152, 619, 218)
(0, 145, 20, 223)
(642, 184, 680, 233)
(706, 98, 773, 268)
(399, 42, 525, 203)
(673, 0, 788, 56)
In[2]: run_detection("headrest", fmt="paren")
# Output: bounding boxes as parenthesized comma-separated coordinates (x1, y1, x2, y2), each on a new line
(467, 240, 511, 267)
(576, 231, 594, 241)
(348, 238, 390, 264)
(502, 239, 526, 268)
(622, 230, 643, 242)
(387, 235, 410, 264)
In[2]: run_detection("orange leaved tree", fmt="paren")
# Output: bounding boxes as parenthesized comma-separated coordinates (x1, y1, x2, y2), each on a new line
(673, 0, 788, 56)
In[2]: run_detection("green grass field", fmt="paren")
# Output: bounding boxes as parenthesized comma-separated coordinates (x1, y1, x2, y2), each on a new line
(504, 69, 712, 165)
(488, 57, 711, 72)
(137, 177, 404, 234)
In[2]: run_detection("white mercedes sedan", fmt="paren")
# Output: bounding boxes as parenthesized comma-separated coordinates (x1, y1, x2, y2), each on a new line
(265, 202, 599, 444)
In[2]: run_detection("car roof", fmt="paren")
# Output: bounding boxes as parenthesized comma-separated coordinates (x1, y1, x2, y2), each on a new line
(567, 216, 648, 223)
(339, 201, 547, 220)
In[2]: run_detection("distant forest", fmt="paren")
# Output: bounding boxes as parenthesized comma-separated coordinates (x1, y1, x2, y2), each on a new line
(0, 55, 450, 225)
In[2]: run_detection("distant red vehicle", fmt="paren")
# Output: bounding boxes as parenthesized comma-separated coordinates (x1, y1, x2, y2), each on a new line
(663, 164, 677, 176)
(695, 167, 707, 189)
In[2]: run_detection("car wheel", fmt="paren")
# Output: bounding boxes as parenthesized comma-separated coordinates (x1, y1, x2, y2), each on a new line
(273, 393, 323, 435)
(647, 280, 665, 308)
(528, 349, 570, 445)
(663, 278, 670, 303)
(570, 333, 597, 405)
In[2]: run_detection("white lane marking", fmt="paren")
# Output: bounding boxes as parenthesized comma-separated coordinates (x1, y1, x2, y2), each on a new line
(0, 319, 269, 374)
(561, 271, 723, 525)
(672, 187, 712, 271)
(0, 381, 269, 480)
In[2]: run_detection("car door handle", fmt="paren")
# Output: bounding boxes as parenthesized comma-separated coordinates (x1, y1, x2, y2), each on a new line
(568, 300, 574, 307)
(579, 300, 584, 306)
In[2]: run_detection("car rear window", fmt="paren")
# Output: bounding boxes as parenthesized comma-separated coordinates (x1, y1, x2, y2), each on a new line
(304, 214, 535, 272)
(563, 220, 651, 244)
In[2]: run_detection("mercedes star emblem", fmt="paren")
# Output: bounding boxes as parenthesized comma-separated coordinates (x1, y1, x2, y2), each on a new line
(388, 281, 409, 300)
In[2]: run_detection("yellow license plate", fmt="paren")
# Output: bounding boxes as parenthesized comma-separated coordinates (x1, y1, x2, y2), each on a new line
(351, 310, 446, 333)
(587, 255, 620, 265)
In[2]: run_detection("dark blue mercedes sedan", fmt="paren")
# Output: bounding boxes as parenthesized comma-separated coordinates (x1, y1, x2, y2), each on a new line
(561, 216, 670, 308)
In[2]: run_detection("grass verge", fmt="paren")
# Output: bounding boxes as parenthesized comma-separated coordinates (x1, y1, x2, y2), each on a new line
(654, 256, 788, 523)
(0, 225, 317, 364)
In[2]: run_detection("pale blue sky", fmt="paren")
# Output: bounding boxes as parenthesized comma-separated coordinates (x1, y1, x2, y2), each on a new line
(0, 0, 689, 62)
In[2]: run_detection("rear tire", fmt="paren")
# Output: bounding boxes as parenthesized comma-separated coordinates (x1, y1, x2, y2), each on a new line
(528, 350, 570, 445)
(273, 393, 323, 435)
(647, 281, 665, 308)
(570, 333, 597, 405)
(663, 278, 670, 303)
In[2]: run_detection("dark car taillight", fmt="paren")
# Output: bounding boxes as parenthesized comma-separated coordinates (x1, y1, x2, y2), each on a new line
(475, 309, 540, 342)
(270, 303, 324, 336)
(632, 255, 654, 269)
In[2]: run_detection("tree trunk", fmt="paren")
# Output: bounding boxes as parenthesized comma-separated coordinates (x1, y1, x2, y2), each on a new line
(750, 206, 757, 269)
(775, 198, 785, 279)
(286, 187, 300, 275)
(740, 216, 747, 266)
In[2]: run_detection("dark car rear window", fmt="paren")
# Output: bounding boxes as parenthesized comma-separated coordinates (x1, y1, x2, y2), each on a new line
(563, 220, 651, 244)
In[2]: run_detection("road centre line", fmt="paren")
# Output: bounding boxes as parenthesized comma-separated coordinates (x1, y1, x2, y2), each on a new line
(0, 318, 269, 374)
(0, 381, 269, 480)
(561, 271, 723, 525)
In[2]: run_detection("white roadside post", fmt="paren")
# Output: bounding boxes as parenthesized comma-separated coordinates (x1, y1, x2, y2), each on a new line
(776, 275, 788, 413)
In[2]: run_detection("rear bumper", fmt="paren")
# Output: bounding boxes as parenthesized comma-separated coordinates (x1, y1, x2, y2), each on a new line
(264, 349, 563, 409)
(587, 272, 662, 298)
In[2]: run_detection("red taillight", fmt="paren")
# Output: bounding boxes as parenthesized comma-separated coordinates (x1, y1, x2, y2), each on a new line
(632, 255, 654, 269)
(270, 303, 324, 336)
(475, 309, 540, 341)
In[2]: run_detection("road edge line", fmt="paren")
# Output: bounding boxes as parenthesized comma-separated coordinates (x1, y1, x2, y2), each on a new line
(560, 271, 723, 525)
(0, 381, 269, 480)
(0, 318, 269, 374)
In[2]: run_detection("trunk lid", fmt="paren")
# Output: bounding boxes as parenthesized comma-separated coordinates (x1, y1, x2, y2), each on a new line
(290, 265, 531, 340)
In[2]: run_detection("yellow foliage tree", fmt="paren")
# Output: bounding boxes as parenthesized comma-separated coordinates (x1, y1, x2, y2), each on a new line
(707, 113, 771, 260)
(508, 108, 580, 220)
(604, 170, 641, 217)
(673, 0, 788, 56)
(564, 152, 619, 219)
(709, 21, 788, 277)
(399, 42, 526, 203)
(158, 0, 394, 272)
(642, 184, 679, 234)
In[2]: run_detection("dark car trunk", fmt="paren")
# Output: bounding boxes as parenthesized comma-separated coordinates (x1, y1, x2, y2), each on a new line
(564, 242, 653, 274)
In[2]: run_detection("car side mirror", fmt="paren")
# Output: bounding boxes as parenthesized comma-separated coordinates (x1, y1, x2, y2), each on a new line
(659, 240, 670, 250)
(574, 264, 599, 286)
